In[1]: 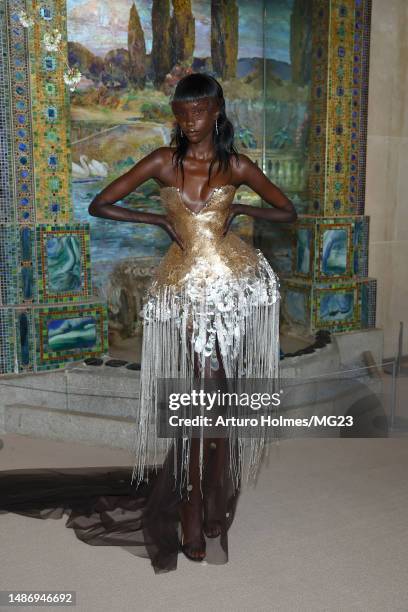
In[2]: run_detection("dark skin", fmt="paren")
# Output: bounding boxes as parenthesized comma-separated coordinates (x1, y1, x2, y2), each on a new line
(88, 97, 297, 237)
(89, 96, 297, 560)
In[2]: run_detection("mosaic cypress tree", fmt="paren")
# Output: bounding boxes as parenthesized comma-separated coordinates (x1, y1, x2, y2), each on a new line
(290, 0, 312, 86)
(151, 0, 172, 86)
(170, 0, 195, 66)
(211, 0, 238, 79)
(128, 2, 147, 88)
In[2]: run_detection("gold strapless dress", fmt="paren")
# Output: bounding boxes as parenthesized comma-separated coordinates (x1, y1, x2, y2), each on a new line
(132, 185, 281, 488)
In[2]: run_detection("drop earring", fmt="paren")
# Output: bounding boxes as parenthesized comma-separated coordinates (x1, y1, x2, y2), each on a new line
(180, 126, 183, 137)
(215, 118, 219, 135)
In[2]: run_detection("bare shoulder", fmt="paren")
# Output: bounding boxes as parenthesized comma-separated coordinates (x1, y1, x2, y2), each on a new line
(147, 146, 175, 164)
(153, 147, 176, 161)
(133, 146, 175, 181)
(230, 152, 258, 185)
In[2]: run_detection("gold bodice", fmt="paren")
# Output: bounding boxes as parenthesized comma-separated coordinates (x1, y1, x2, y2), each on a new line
(152, 184, 261, 289)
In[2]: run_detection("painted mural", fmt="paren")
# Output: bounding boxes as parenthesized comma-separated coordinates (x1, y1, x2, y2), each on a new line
(0, 0, 375, 375)
(260, 0, 312, 284)
(67, 0, 312, 353)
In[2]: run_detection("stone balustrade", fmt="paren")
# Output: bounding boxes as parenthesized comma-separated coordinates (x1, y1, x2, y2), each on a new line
(247, 149, 307, 192)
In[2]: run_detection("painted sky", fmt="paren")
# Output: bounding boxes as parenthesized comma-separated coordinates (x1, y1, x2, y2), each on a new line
(67, 0, 294, 63)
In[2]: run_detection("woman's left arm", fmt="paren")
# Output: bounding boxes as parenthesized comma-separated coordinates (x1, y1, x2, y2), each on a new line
(231, 154, 298, 224)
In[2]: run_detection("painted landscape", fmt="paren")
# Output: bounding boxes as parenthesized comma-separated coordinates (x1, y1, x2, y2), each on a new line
(67, 0, 312, 351)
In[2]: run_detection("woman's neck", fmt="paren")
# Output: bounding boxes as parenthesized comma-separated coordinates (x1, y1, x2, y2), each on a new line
(185, 134, 215, 161)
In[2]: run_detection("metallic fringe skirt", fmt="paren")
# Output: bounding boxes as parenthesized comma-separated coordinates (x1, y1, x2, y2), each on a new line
(131, 250, 281, 493)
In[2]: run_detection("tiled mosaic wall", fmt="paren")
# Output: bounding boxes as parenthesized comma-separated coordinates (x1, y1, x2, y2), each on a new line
(27, 0, 72, 223)
(308, 0, 371, 216)
(281, 276, 376, 334)
(1, 0, 377, 364)
(280, 0, 376, 336)
(0, 0, 108, 374)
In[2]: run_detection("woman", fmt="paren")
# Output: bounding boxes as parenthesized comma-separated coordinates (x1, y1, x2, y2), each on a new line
(0, 73, 297, 572)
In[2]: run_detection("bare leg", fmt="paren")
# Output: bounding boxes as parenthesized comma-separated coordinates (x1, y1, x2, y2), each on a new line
(203, 339, 228, 538)
(179, 333, 229, 557)
(179, 436, 206, 561)
(178, 331, 209, 561)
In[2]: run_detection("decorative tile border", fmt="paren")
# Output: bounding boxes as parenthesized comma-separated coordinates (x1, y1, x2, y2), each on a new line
(317, 223, 352, 280)
(354, 0, 372, 215)
(4, 0, 36, 225)
(27, 0, 72, 223)
(36, 224, 92, 302)
(292, 214, 369, 281)
(0, 224, 18, 306)
(0, 1, 15, 225)
(15, 307, 35, 370)
(325, 1, 354, 215)
(295, 225, 315, 278)
(282, 285, 311, 327)
(18, 225, 35, 302)
(308, 0, 372, 216)
(308, 0, 330, 215)
(0, 308, 17, 374)
(361, 277, 376, 328)
(353, 216, 369, 276)
(314, 284, 359, 330)
(282, 275, 376, 334)
(35, 303, 107, 370)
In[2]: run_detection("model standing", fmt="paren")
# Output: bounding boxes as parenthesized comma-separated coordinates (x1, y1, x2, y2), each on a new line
(0, 73, 297, 573)
(89, 72, 296, 562)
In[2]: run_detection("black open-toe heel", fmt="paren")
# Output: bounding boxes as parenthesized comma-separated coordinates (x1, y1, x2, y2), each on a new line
(203, 520, 221, 539)
(178, 494, 206, 562)
(180, 533, 206, 562)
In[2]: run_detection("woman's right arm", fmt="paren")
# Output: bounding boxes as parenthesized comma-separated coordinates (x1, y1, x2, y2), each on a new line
(88, 148, 183, 248)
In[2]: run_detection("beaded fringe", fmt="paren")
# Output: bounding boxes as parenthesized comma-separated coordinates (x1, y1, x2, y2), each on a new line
(131, 251, 281, 493)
